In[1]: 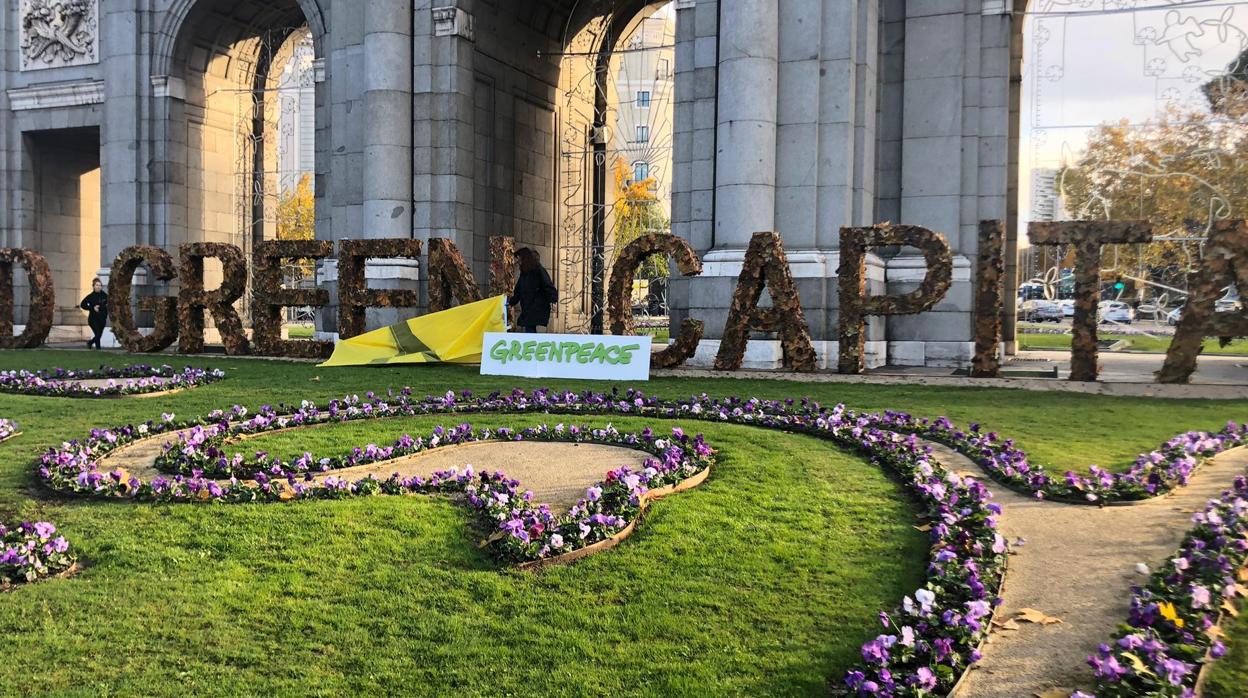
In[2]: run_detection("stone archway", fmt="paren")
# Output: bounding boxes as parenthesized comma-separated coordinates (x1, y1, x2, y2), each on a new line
(150, 0, 322, 334)
(448, 0, 676, 334)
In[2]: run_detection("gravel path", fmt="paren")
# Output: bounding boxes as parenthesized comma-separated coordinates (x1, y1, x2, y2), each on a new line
(99, 429, 651, 513)
(936, 442, 1248, 697)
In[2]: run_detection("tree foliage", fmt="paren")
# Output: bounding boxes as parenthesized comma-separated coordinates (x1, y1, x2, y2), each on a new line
(1057, 110, 1248, 286)
(277, 174, 315, 242)
(276, 173, 316, 281)
(611, 159, 669, 279)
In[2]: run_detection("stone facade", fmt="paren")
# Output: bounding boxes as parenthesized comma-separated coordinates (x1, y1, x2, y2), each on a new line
(0, 0, 1025, 368)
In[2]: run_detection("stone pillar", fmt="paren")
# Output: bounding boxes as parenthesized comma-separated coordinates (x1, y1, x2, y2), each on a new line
(712, 0, 777, 250)
(364, 0, 413, 239)
(359, 0, 418, 328)
(687, 0, 779, 360)
(888, 1, 976, 368)
(678, 0, 889, 371)
(100, 0, 143, 265)
(99, 0, 154, 345)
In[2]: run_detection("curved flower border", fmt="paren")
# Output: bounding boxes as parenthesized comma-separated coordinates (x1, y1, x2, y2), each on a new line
(37, 389, 1007, 697)
(0, 364, 225, 398)
(50, 418, 714, 565)
(1077, 473, 1248, 698)
(1, 520, 73, 588)
(830, 412, 1247, 505)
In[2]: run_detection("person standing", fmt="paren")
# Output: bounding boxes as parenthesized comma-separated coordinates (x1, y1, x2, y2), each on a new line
(80, 278, 108, 349)
(509, 248, 559, 333)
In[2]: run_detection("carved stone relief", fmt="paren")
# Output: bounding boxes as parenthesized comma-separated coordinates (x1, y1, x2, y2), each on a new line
(20, 0, 99, 71)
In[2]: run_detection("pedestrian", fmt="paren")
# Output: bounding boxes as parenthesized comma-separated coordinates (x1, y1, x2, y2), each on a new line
(509, 248, 559, 333)
(80, 278, 108, 349)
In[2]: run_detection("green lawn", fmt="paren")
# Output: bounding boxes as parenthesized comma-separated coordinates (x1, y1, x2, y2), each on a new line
(0, 349, 1245, 695)
(1019, 329, 1248, 355)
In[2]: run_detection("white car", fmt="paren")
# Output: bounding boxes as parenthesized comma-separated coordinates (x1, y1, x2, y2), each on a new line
(1167, 300, 1242, 325)
(1058, 299, 1075, 317)
(1098, 301, 1134, 324)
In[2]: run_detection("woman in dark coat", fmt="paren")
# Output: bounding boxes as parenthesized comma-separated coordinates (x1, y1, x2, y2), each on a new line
(509, 248, 559, 333)
(80, 278, 108, 349)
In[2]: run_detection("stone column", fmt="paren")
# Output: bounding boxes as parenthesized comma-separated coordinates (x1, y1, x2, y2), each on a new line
(712, 0, 778, 250)
(99, 0, 152, 345)
(889, 1, 975, 368)
(363, 0, 413, 239)
(678, 0, 773, 369)
(360, 0, 417, 327)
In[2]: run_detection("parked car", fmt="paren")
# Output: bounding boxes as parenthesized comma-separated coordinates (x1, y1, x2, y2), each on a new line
(1020, 299, 1063, 322)
(1167, 299, 1242, 326)
(1098, 300, 1134, 324)
(1058, 299, 1075, 318)
(1136, 301, 1165, 321)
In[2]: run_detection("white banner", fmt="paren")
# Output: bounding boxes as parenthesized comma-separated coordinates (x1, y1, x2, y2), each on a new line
(480, 333, 652, 381)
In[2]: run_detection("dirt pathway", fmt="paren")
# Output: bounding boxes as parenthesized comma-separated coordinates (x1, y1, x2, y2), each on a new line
(99, 429, 652, 514)
(935, 442, 1248, 697)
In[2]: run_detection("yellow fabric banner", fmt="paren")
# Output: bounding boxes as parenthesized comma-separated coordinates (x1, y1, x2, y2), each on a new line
(319, 295, 507, 367)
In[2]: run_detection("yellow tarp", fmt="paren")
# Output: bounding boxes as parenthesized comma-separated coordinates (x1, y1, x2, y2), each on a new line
(319, 295, 507, 367)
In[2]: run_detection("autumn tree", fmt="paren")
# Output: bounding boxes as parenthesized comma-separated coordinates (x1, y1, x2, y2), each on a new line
(276, 173, 315, 280)
(1057, 110, 1248, 288)
(277, 173, 315, 241)
(610, 159, 668, 279)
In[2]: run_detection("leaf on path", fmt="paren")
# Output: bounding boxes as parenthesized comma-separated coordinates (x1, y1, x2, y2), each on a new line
(1034, 689, 1075, 698)
(1237, 567, 1248, 582)
(1120, 652, 1155, 677)
(954, 470, 979, 479)
(1016, 608, 1063, 625)
(993, 618, 1021, 631)
(1205, 625, 1227, 641)
(1222, 599, 1240, 618)
(913, 523, 932, 532)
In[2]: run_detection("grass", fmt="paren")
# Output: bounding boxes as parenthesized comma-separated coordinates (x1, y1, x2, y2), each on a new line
(1019, 328, 1248, 355)
(0, 349, 1245, 695)
(1209, 610, 1248, 698)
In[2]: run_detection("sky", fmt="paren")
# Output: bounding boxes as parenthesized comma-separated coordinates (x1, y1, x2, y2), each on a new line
(1019, 0, 1248, 242)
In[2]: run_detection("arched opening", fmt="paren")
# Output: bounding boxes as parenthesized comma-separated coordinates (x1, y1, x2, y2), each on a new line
(165, 0, 320, 329)
(556, 1, 675, 334)
(467, 0, 675, 335)
(1012, 0, 1248, 352)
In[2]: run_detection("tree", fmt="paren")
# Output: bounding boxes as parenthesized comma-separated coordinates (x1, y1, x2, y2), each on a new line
(277, 173, 315, 242)
(276, 173, 315, 280)
(610, 159, 669, 279)
(1057, 110, 1248, 289)
(1203, 45, 1248, 119)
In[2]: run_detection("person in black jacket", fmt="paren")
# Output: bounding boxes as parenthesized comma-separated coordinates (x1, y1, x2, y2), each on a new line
(509, 248, 559, 333)
(80, 278, 108, 349)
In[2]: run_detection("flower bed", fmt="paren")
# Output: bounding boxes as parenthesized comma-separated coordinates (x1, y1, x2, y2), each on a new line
(41, 410, 713, 565)
(0, 364, 225, 398)
(1, 520, 74, 587)
(36, 389, 1008, 697)
(0, 418, 17, 443)
(1078, 474, 1248, 697)
(903, 416, 1247, 504)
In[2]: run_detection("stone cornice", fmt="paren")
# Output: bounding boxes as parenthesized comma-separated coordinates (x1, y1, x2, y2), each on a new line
(5, 79, 104, 111)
